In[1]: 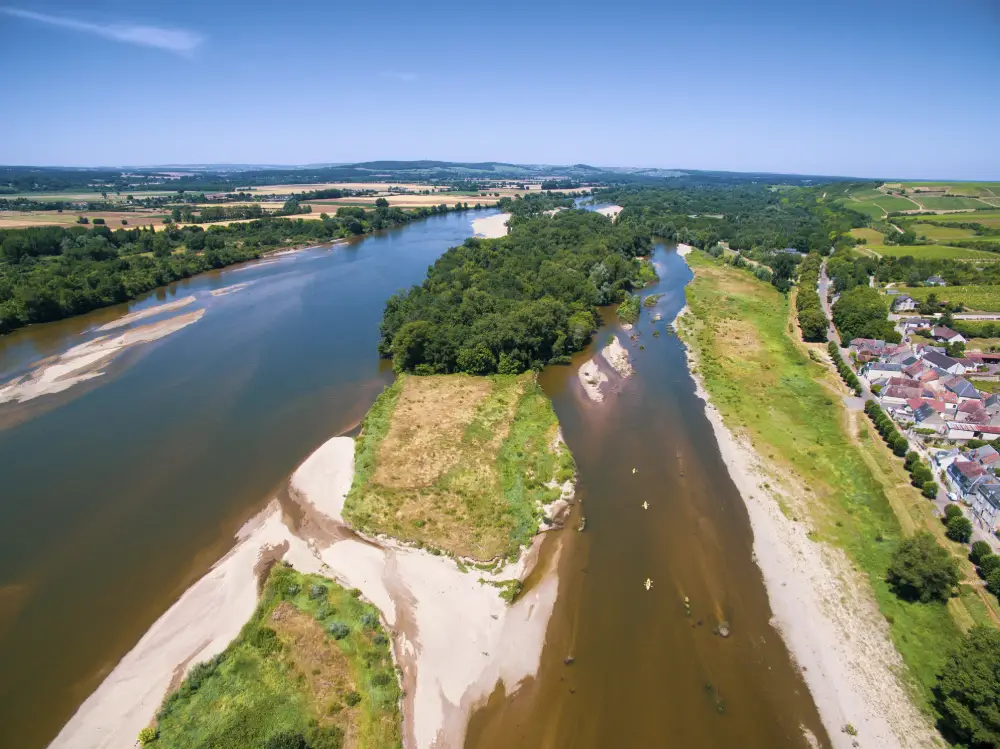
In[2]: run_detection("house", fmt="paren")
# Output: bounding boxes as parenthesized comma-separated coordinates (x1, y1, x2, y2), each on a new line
(892, 295, 918, 312)
(902, 317, 933, 331)
(946, 423, 980, 441)
(948, 460, 988, 494)
(968, 445, 1000, 466)
(975, 425, 1000, 442)
(931, 326, 966, 344)
(971, 483, 1000, 529)
(955, 401, 989, 424)
(862, 361, 903, 381)
(922, 351, 967, 376)
(944, 377, 982, 401)
(933, 448, 963, 469)
(926, 276, 947, 286)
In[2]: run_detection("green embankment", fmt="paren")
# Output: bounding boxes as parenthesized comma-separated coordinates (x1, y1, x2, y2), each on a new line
(679, 251, 961, 710)
(150, 566, 401, 749)
(343, 373, 574, 562)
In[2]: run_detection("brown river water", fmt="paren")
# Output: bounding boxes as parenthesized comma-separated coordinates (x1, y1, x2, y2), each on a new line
(0, 210, 828, 749)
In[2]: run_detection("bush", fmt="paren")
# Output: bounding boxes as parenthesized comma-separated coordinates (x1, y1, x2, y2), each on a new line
(936, 626, 1000, 747)
(946, 514, 973, 543)
(344, 690, 362, 707)
(249, 626, 280, 655)
(886, 531, 959, 602)
(265, 731, 308, 749)
(327, 621, 350, 640)
(944, 504, 964, 521)
(309, 583, 327, 600)
(137, 727, 158, 745)
(892, 436, 909, 457)
(971, 541, 992, 565)
(360, 611, 379, 630)
(989, 569, 1000, 597)
(308, 725, 345, 749)
(921, 481, 938, 499)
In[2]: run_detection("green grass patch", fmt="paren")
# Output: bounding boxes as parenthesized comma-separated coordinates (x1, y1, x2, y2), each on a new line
(870, 244, 998, 260)
(153, 565, 401, 749)
(915, 196, 991, 211)
(679, 252, 962, 713)
(343, 374, 574, 561)
(904, 285, 1000, 312)
(839, 199, 885, 219)
(910, 223, 978, 241)
(850, 227, 885, 244)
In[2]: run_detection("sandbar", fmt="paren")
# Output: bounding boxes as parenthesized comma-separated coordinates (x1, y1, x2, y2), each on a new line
(471, 213, 511, 239)
(577, 357, 608, 402)
(601, 335, 633, 378)
(97, 296, 195, 332)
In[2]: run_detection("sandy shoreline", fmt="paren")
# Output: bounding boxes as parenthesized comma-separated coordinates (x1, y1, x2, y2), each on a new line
(601, 335, 633, 378)
(594, 204, 623, 220)
(51, 435, 567, 749)
(577, 357, 607, 402)
(675, 283, 936, 748)
(471, 212, 511, 238)
(676, 243, 694, 257)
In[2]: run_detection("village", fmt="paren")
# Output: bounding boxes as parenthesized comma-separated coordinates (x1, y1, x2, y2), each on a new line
(848, 298, 1000, 538)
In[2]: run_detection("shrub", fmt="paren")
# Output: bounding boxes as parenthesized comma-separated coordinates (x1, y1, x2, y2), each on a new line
(892, 436, 909, 457)
(344, 690, 362, 707)
(327, 621, 350, 640)
(287, 583, 301, 596)
(989, 569, 1000, 597)
(971, 541, 992, 565)
(936, 626, 1000, 747)
(944, 504, 964, 521)
(265, 731, 308, 749)
(372, 671, 393, 687)
(308, 725, 345, 749)
(250, 626, 280, 655)
(905, 451, 920, 469)
(886, 531, 959, 602)
(946, 515, 973, 543)
(360, 611, 379, 630)
(922, 481, 938, 499)
(309, 583, 327, 600)
(137, 727, 158, 745)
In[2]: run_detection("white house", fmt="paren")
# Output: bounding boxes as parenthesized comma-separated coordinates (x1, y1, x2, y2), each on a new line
(926, 276, 947, 286)
(931, 326, 966, 344)
(892, 295, 918, 312)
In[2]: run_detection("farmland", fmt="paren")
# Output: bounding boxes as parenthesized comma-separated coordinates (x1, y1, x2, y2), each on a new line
(869, 244, 998, 260)
(903, 285, 1000, 312)
(850, 227, 886, 244)
(921, 211, 1000, 228)
(913, 196, 991, 211)
(886, 181, 1000, 199)
(910, 223, 978, 241)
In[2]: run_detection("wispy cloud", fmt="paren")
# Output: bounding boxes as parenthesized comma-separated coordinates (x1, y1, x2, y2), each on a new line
(1, 7, 204, 56)
(380, 71, 418, 82)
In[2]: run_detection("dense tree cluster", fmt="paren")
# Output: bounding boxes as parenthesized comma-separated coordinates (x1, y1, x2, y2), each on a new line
(598, 183, 865, 255)
(830, 341, 862, 395)
(795, 253, 827, 341)
(0, 203, 471, 333)
(936, 626, 1000, 747)
(496, 193, 575, 219)
(831, 286, 899, 342)
(378, 210, 652, 374)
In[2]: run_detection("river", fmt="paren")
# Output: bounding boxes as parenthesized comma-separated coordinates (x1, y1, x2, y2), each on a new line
(0, 211, 827, 748)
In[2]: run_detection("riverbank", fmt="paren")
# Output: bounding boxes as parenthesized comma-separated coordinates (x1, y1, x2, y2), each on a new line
(51, 425, 568, 749)
(676, 252, 939, 749)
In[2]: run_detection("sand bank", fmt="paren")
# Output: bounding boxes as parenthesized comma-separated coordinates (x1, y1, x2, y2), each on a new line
(601, 335, 633, 378)
(675, 307, 936, 748)
(52, 434, 566, 749)
(471, 213, 511, 239)
(0, 310, 204, 405)
(577, 357, 608, 402)
(97, 296, 195, 332)
(595, 205, 623, 220)
(209, 282, 252, 297)
(676, 243, 694, 257)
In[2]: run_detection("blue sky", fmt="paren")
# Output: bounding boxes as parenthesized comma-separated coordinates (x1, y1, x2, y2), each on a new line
(1, 0, 998, 179)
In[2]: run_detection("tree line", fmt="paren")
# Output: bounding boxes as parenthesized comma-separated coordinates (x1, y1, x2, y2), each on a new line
(0, 203, 473, 334)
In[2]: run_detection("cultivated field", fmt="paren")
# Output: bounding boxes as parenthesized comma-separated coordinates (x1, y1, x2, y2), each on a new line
(0, 210, 170, 228)
(910, 223, 977, 240)
(914, 196, 991, 211)
(885, 182, 1000, 199)
(850, 227, 886, 244)
(343, 373, 574, 561)
(904, 285, 1000, 312)
(869, 243, 998, 260)
(922, 211, 1000, 227)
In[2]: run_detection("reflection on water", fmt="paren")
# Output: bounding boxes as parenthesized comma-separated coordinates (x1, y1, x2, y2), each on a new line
(466, 245, 830, 749)
(0, 210, 498, 749)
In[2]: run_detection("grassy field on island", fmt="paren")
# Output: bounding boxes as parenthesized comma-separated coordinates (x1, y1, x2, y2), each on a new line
(151, 565, 401, 749)
(679, 252, 964, 711)
(343, 373, 574, 561)
(903, 284, 1000, 312)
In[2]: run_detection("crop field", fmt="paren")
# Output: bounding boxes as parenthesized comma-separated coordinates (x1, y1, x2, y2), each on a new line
(914, 196, 991, 211)
(870, 243, 997, 260)
(850, 227, 885, 244)
(888, 182, 1000, 198)
(840, 200, 885, 219)
(904, 285, 1000, 312)
(0, 210, 170, 228)
(922, 211, 1000, 227)
(910, 223, 978, 240)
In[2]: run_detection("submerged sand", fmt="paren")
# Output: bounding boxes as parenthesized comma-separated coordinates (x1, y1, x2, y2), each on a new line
(97, 296, 196, 332)
(209, 282, 252, 297)
(471, 213, 511, 239)
(577, 357, 608, 402)
(52, 435, 566, 749)
(0, 310, 205, 405)
(675, 303, 936, 747)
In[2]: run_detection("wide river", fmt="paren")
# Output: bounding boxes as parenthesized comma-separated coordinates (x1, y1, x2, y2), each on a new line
(0, 208, 828, 748)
